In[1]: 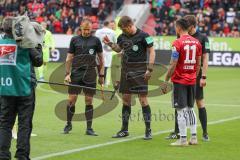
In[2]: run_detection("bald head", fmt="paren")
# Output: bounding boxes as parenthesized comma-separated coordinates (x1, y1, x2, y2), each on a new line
(2, 16, 15, 34)
(80, 18, 93, 37)
(41, 22, 47, 30)
(81, 18, 92, 27)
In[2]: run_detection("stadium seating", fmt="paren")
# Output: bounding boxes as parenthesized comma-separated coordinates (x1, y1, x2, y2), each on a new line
(0, 0, 239, 37)
(0, 0, 121, 34)
(139, 0, 239, 37)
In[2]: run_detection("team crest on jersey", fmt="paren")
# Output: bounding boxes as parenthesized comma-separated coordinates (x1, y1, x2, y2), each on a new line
(132, 45, 139, 51)
(0, 44, 17, 65)
(89, 49, 94, 55)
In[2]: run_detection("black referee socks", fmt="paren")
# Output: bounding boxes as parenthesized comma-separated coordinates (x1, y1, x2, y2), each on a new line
(85, 105, 94, 129)
(142, 105, 151, 130)
(67, 105, 75, 124)
(174, 109, 179, 134)
(121, 105, 131, 131)
(199, 107, 207, 134)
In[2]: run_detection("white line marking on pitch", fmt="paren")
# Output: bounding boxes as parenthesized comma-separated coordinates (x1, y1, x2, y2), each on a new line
(32, 116, 240, 160)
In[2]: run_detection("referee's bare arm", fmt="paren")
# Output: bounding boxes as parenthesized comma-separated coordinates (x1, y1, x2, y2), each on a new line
(202, 52, 208, 77)
(200, 52, 208, 87)
(97, 52, 105, 85)
(97, 52, 104, 76)
(165, 59, 178, 82)
(144, 46, 155, 81)
(64, 53, 74, 83)
(196, 55, 201, 77)
(148, 46, 156, 69)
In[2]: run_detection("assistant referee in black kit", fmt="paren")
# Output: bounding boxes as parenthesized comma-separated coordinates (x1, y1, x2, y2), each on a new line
(63, 18, 104, 136)
(185, 15, 210, 141)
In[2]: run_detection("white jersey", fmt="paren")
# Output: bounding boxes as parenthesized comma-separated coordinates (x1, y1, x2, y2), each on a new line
(95, 27, 116, 67)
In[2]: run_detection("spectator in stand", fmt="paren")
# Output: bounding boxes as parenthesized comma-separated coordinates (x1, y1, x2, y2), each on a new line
(0, 0, 238, 36)
(147, 0, 239, 37)
(97, 2, 108, 23)
(12, 0, 20, 16)
(68, 14, 77, 30)
(27, 0, 44, 16)
(197, 9, 204, 22)
(5, 0, 13, 16)
(223, 22, 231, 37)
(61, 5, 69, 19)
(55, 7, 62, 20)
(91, 0, 100, 15)
(153, 7, 161, 23)
(77, 0, 86, 17)
(231, 26, 240, 37)
(35, 13, 44, 23)
(62, 17, 69, 33)
(226, 8, 236, 27)
(168, 22, 175, 35)
(52, 16, 63, 33)
(66, 26, 73, 35)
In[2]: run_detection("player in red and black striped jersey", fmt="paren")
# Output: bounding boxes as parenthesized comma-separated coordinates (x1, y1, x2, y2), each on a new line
(162, 18, 202, 146)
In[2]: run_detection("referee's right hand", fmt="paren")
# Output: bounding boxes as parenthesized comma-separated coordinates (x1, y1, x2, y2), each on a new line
(64, 74, 71, 84)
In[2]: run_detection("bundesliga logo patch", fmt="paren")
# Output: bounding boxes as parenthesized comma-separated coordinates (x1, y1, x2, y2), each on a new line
(0, 44, 17, 65)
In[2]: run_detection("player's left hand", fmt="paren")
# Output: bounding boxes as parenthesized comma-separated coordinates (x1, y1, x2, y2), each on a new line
(144, 70, 151, 81)
(114, 81, 120, 90)
(200, 78, 206, 87)
(160, 81, 168, 94)
(98, 77, 104, 85)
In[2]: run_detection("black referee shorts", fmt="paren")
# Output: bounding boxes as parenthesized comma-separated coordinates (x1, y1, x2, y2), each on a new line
(119, 68, 148, 94)
(195, 70, 204, 100)
(172, 83, 196, 109)
(68, 69, 97, 95)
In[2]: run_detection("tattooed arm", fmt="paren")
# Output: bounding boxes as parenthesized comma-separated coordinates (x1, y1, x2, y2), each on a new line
(165, 46, 179, 82)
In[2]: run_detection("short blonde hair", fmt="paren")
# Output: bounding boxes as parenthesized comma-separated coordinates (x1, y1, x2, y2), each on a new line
(2, 16, 15, 34)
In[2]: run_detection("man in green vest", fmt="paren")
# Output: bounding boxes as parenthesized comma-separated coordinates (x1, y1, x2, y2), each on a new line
(38, 22, 55, 81)
(0, 16, 43, 160)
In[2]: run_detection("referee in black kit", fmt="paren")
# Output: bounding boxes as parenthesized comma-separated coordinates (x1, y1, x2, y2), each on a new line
(63, 18, 104, 136)
(185, 15, 210, 141)
(103, 16, 156, 140)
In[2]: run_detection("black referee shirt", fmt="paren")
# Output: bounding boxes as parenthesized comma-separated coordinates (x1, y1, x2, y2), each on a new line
(117, 29, 154, 67)
(192, 31, 210, 66)
(68, 35, 102, 74)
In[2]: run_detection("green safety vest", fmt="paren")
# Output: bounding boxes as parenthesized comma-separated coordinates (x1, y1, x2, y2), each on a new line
(0, 37, 31, 96)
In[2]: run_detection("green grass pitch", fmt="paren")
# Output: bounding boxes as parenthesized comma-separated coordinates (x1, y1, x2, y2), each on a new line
(10, 63, 240, 160)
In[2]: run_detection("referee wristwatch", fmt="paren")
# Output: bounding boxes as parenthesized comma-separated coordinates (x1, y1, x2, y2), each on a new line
(147, 68, 153, 72)
(201, 76, 207, 79)
(107, 42, 113, 48)
(65, 72, 70, 76)
(99, 74, 104, 78)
